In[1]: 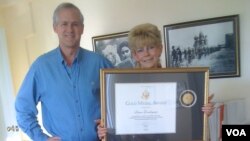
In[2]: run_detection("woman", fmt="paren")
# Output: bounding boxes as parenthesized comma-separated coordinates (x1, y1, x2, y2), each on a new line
(102, 44, 121, 67)
(97, 23, 214, 141)
(116, 41, 135, 68)
(128, 23, 163, 69)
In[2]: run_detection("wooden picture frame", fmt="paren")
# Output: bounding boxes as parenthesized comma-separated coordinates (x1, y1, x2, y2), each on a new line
(92, 32, 135, 68)
(163, 15, 240, 78)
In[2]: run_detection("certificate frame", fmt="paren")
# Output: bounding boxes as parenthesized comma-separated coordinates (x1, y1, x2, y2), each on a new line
(100, 67, 209, 141)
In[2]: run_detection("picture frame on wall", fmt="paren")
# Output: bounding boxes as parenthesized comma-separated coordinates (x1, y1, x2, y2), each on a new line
(92, 31, 135, 68)
(163, 15, 240, 78)
(100, 67, 209, 141)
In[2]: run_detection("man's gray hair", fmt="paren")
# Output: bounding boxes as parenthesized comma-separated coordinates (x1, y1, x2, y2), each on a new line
(53, 2, 84, 25)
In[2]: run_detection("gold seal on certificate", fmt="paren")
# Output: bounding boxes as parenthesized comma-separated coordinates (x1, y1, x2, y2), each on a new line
(141, 89, 150, 100)
(179, 90, 197, 107)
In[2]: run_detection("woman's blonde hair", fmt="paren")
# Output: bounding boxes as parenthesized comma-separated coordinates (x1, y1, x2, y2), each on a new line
(128, 23, 162, 68)
(128, 23, 162, 52)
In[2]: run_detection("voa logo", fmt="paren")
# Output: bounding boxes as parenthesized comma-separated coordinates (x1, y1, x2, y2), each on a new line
(226, 129, 246, 136)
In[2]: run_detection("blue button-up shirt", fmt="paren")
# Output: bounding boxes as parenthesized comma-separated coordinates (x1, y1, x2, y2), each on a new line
(15, 47, 113, 141)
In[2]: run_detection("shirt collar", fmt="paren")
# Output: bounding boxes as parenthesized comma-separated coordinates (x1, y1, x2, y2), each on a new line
(56, 47, 82, 65)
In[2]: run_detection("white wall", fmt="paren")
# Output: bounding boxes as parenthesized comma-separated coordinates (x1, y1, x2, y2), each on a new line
(25, 0, 250, 101)
(0, 28, 21, 141)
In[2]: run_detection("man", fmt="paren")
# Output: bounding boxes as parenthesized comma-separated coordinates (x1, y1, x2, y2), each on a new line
(15, 2, 113, 141)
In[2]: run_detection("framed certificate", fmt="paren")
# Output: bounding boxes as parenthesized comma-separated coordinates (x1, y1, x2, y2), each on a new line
(100, 67, 209, 141)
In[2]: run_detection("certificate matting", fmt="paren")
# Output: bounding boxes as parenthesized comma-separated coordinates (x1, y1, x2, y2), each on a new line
(115, 83, 177, 135)
(100, 67, 209, 141)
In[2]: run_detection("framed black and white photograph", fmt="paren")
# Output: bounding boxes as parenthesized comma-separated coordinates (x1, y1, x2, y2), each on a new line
(100, 67, 209, 141)
(92, 32, 135, 68)
(164, 15, 240, 78)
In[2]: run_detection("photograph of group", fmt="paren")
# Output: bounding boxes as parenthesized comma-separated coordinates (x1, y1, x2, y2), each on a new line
(164, 15, 240, 78)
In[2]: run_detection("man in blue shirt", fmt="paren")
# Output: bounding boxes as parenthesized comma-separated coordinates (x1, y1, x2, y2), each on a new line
(15, 2, 113, 141)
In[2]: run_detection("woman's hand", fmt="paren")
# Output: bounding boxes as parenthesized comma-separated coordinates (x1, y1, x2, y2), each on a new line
(202, 94, 215, 117)
(95, 119, 107, 140)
